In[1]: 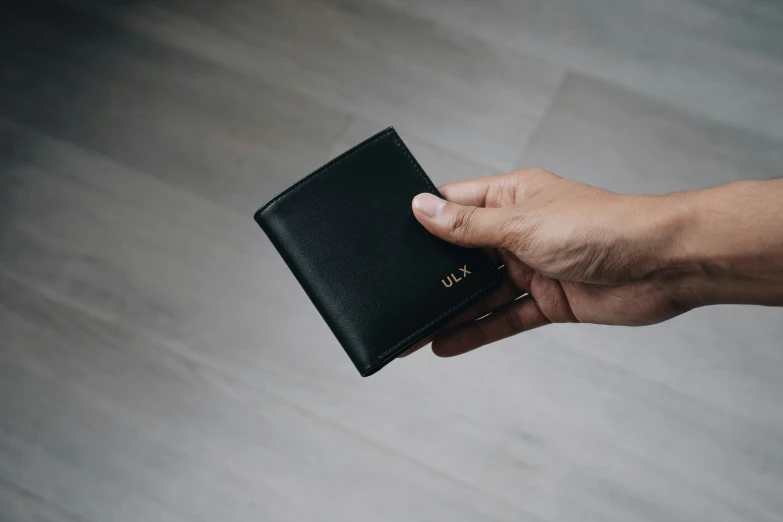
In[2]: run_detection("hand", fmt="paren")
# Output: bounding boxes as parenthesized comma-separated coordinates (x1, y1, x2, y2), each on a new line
(401, 168, 690, 358)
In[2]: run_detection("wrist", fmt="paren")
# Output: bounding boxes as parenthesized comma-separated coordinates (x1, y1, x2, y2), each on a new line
(647, 180, 783, 309)
(615, 192, 702, 309)
(642, 189, 713, 310)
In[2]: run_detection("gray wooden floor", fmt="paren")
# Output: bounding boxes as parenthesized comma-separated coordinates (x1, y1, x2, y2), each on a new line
(1, 0, 783, 520)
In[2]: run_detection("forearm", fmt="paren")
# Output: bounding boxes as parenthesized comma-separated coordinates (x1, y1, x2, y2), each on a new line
(656, 179, 783, 308)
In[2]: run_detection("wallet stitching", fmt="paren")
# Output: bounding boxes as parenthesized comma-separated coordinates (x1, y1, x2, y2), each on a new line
(365, 136, 501, 370)
(389, 136, 438, 196)
(389, 135, 499, 278)
(254, 127, 396, 218)
(255, 126, 501, 373)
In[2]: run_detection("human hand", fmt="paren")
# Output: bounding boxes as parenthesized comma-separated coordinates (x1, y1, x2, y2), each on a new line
(401, 168, 691, 358)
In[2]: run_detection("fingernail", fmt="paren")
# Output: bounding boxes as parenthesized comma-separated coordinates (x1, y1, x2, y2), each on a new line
(413, 193, 446, 218)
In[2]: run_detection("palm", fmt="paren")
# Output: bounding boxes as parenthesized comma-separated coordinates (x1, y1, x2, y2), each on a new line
(501, 251, 684, 327)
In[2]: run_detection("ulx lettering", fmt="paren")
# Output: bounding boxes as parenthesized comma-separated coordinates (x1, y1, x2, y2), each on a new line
(442, 265, 471, 288)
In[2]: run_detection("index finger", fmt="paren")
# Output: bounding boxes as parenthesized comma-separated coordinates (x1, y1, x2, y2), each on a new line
(438, 175, 497, 207)
(438, 171, 520, 207)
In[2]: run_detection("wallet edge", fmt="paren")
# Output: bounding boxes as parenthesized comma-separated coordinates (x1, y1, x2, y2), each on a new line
(253, 126, 502, 377)
(254, 126, 397, 221)
(359, 270, 502, 377)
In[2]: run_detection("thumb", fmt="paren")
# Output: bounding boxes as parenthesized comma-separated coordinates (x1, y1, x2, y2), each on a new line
(412, 192, 512, 248)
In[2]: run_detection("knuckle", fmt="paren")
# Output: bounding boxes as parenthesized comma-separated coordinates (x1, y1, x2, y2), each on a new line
(530, 167, 558, 180)
(511, 168, 557, 200)
(515, 167, 555, 182)
(472, 323, 489, 348)
(503, 307, 525, 335)
(448, 205, 477, 242)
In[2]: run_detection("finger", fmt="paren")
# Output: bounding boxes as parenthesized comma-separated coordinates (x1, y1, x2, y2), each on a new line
(445, 271, 521, 325)
(397, 335, 433, 358)
(412, 193, 514, 248)
(438, 174, 503, 207)
(484, 247, 501, 266)
(398, 273, 521, 358)
(439, 169, 557, 207)
(498, 248, 536, 289)
(431, 296, 550, 357)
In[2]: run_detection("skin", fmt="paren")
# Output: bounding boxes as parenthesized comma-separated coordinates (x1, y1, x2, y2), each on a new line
(399, 169, 783, 358)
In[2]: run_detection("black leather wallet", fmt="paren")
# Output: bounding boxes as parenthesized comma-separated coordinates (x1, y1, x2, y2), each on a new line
(254, 127, 501, 376)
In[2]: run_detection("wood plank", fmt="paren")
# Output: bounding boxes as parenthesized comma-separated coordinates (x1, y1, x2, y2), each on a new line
(0, 273, 530, 522)
(364, 0, 783, 141)
(2, 1, 783, 521)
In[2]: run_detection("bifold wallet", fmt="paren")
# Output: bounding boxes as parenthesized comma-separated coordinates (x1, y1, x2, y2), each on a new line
(254, 127, 501, 376)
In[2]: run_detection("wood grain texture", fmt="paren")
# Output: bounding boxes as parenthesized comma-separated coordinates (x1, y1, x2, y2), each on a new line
(366, 0, 783, 142)
(1, 1, 782, 521)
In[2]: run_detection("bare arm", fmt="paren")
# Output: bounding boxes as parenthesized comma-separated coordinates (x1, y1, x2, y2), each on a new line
(402, 171, 783, 357)
(660, 179, 783, 308)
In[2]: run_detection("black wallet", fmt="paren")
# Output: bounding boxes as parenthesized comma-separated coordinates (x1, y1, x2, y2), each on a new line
(254, 127, 501, 376)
